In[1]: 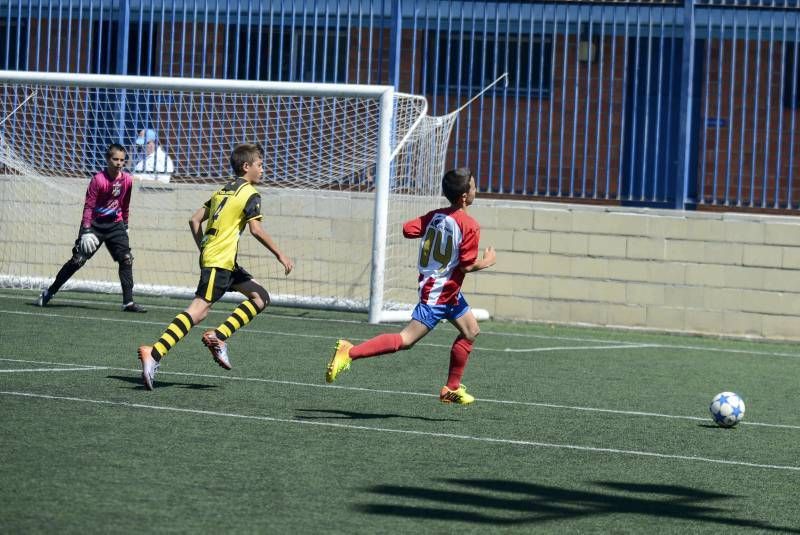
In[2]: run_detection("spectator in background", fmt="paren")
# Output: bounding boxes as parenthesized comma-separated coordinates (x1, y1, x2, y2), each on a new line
(133, 128, 174, 184)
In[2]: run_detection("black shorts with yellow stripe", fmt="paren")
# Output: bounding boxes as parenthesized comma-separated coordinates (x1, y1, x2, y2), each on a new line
(195, 265, 253, 303)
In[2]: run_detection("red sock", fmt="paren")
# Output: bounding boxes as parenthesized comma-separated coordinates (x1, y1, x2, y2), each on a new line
(446, 336, 473, 390)
(350, 333, 404, 360)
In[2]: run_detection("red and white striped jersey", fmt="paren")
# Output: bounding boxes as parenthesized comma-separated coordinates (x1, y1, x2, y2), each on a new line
(403, 207, 480, 305)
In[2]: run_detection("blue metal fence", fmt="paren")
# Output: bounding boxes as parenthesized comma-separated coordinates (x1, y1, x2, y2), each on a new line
(1, 0, 799, 211)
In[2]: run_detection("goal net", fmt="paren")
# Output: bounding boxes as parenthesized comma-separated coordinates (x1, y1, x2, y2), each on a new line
(0, 71, 463, 322)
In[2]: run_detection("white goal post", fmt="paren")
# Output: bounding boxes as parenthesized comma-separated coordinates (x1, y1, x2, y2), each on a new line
(0, 70, 490, 323)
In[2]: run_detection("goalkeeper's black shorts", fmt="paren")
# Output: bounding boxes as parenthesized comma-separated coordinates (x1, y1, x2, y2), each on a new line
(71, 221, 130, 263)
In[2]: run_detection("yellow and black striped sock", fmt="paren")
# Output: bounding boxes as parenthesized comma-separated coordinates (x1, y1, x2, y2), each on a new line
(152, 312, 194, 359)
(215, 299, 261, 341)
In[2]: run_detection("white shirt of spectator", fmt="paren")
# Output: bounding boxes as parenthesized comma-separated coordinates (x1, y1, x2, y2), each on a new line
(134, 146, 174, 184)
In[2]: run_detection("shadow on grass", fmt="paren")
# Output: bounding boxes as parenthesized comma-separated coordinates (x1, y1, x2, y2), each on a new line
(294, 408, 459, 422)
(27, 302, 106, 311)
(697, 423, 742, 430)
(107, 374, 218, 390)
(356, 478, 800, 532)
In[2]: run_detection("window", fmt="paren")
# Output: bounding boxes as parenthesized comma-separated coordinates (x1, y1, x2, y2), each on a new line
(784, 41, 800, 109)
(90, 21, 159, 75)
(128, 22, 160, 76)
(227, 26, 291, 81)
(91, 20, 118, 74)
(426, 32, 553, 98)
(84, 20, 163, 148)
(0, 16, 28, 70)
(227, 25, 348, 83)
(297, 29, 348, 83)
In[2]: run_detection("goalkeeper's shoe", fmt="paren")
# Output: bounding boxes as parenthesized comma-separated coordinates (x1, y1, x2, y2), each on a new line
(122, 302, 147, 313)
(36, 290, 51, 307)
(138, 346, 160, 391)
(202, 330, 231, 370)
(325, 339, 353, 383)
(439, 384, 475, 405)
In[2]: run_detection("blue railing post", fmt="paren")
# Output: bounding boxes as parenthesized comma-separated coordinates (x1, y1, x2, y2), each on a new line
(386, 0, 402, 192)
(116, 0, 131, 145)
(389, 0, 402, 89)
(674, 0, 696, 210)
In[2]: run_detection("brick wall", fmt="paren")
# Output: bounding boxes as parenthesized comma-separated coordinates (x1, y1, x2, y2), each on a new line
(699, 39, 800, 205)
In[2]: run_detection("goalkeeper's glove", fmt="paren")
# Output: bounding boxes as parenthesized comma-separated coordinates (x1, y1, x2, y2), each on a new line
(79, 227, 100, 254)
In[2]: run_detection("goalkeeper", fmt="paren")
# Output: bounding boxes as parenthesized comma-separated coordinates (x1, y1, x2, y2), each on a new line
(36, 144, 147, 313)
(137, 143, 294, 390)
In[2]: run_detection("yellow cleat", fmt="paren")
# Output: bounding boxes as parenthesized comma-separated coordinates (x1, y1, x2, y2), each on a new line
(439, 384, 475, 405)
(325, 339, 353, 383)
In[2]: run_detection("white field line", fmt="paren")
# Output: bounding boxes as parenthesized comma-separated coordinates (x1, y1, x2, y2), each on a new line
(6, 305, 800, 359)
(501, 344, 658, 353)
(0, 366, 108, 373)
(479, 397, 800, 430)
(0, 293, 369, 324)
(2, 291, 800, 358)
(0, 309, 634, 354)
(2, 390, 799, 473)
(0, 293, 677, 347)
(1, 357, 797, 431)
(0, 294, 671, 344)
(0, 358, 97, 367)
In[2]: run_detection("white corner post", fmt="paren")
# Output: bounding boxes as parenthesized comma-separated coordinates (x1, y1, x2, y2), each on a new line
(367, 88, 395, 324)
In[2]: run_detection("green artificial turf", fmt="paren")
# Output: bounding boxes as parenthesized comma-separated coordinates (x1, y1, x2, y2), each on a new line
(1, 289, 799, 533)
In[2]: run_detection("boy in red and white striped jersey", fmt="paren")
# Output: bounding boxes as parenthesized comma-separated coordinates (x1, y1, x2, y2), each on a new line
(325, 168, 496, 404)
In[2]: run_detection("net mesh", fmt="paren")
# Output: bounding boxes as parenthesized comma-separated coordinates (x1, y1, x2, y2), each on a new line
(0, 81, 457, 314)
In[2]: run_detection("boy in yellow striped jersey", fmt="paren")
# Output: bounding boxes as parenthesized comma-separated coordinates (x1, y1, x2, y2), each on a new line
(137, 143, 293, 390)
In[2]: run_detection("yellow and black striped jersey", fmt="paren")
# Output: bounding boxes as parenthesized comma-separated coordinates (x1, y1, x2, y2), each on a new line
(200, 178, 262, 270)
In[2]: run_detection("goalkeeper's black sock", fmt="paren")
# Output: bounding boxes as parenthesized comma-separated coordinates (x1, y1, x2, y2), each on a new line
(152, 312, 194, 359)
(119, 262, 134, 304)
(215, 299, 261, 341)
(49, 259, 81, 295)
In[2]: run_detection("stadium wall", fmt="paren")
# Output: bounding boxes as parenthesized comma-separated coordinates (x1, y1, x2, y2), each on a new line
(466, 199, 800, 341)
(7, 178, 799, 340)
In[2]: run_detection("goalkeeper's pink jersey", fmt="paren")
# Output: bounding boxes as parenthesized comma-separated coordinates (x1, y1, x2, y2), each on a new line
(403, 207, 480, 306)
(81, 170, 133, 227)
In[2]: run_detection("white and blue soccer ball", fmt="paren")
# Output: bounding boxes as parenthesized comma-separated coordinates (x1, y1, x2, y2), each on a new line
(709, 392, 746, 428)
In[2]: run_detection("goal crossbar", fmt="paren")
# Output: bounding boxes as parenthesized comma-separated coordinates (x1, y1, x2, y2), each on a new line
(0, 70, 394, 98)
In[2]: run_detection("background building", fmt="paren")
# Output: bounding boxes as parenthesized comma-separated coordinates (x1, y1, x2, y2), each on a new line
(1, 0, 799, 211)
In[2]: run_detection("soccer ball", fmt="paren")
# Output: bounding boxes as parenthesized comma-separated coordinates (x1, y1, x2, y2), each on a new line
(709, 392, 745, 428)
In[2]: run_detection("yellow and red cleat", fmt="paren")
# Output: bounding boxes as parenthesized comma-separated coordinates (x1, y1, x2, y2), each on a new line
(439, 384, 475, 405)
(325, 339, 353, 383)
